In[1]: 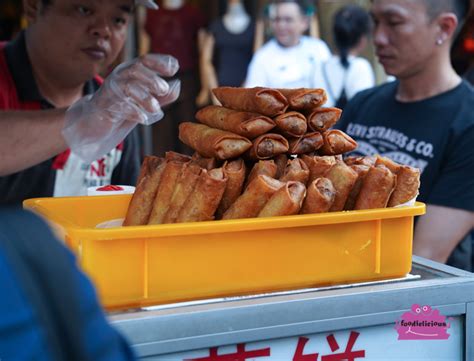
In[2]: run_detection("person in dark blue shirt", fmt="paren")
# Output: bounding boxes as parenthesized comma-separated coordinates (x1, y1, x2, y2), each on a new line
(0, 0, 179, 180)
(337, 0, 474, 271)
(0, 209, 136, 360)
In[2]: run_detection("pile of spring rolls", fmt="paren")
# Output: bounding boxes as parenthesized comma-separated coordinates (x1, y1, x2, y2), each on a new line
(178, 87, 356, 160)
(123, 87, 421, 226)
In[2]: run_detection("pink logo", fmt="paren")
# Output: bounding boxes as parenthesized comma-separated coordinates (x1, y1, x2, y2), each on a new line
(395, 304, 450, 340)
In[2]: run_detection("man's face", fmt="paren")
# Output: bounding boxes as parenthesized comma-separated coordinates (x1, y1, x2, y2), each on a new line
(271, 3, 309, 47)
(31, 0, 132, 82)
(371, 0, 440, 79)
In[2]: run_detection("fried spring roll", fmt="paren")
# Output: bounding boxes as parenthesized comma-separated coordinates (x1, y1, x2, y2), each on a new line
(212, 87, 289, 117)
(289, 132, 324, 155)
(344, 164, 371, 210)
(374, 156, 419, 206)
(176, 168, 227, 223)
(179, 122, 252, 160)
(325, 161, 359, 212)
(388, 166, 420, 207)
(246, 133, 289, 160)
(354, 165, 397, 210)
(148, 161, 185, 225)
(319, 130, 358, 156)
(301, 155, 337, 182)
(191, 152, 218, 170)
(195, 105, 276, 139)
(162, 163, 203, 224)
(216, 159, 247, 218)
(274, 154, 289, 179)
(258, 181, 306, 217)
(124, 157, 166, 226)
(278, 88, 327, 111)
(165, 151, 192, 163)
(222, 175, 284, 220)
(375, 155, 401, 174)
(344, 155, 377, 167)
(280, 158, 310, 185)
(245, 160, 278, 189)
(301, 178, 336, 214)
(134, 155, 162, 188)
(307, 107, 342, 132)
(274, 111, 307, 138)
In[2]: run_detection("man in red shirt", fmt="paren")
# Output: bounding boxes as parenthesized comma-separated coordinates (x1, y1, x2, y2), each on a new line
(0, 0, 180, 203)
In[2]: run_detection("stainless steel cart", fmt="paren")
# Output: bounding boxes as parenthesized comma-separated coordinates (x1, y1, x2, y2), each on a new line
(111, 256, 474, 360)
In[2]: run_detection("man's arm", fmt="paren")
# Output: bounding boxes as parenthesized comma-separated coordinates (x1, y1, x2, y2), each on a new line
(0, 54, 180, 177)
(0, 109, 67, 176)
(413, 204, 474, 263)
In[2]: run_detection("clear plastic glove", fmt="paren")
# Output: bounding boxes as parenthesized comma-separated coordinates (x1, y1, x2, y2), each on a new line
(63, 54, 180, 163)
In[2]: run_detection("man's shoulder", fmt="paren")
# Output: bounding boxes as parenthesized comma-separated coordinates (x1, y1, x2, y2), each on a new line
(458, 80, 474, 104)
(256, 39, 278, 53)
(252, 39, 279, 60)
(451, 81, 474, 130)
(349, 81, 396, 105)
(302, 36, 330, 51)
(338, 82, 396, 128)
(302, 36, 328, 46)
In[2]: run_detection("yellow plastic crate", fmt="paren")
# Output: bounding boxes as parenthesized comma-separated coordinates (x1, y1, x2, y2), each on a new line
(24, 195, 425, 310)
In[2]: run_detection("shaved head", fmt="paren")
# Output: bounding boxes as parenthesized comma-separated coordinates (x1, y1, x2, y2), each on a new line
(371, 0, 471, 28)
(424, 0, 471, 27)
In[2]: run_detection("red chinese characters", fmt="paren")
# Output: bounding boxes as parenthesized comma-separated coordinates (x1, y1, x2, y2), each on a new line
(186, 331, 365, 361)
(185, 343, 270, 361)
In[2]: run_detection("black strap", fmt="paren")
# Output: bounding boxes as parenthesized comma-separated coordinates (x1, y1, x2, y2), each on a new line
(322, 61, 349, 108)
(0, 209, 89, 361)
(335, 88, 349, 109)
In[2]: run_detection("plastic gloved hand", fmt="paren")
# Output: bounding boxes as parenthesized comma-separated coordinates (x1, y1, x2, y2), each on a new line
(62, 54, 180, 163)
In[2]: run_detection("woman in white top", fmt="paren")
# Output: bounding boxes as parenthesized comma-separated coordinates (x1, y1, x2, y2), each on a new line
(317, 5, 375, 108)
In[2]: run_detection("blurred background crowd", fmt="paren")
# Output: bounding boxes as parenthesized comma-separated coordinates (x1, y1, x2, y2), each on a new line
(1, 0, 473, 156)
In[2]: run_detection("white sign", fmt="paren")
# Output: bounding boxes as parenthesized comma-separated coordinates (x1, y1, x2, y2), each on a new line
(153, 317, 462, 361)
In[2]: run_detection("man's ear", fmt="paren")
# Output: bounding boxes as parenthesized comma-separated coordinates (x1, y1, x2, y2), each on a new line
(23, 0, 41, 23)
(436, 12, 458, 43)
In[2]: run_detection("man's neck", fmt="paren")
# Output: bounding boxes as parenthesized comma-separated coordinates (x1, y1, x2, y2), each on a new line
(25, 31, 85, 108)
(396, 54, 461, 102)
(276, 38, 302, 49)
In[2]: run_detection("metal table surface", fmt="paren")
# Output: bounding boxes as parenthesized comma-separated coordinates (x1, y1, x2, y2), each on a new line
(110, 256, 474, 360)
